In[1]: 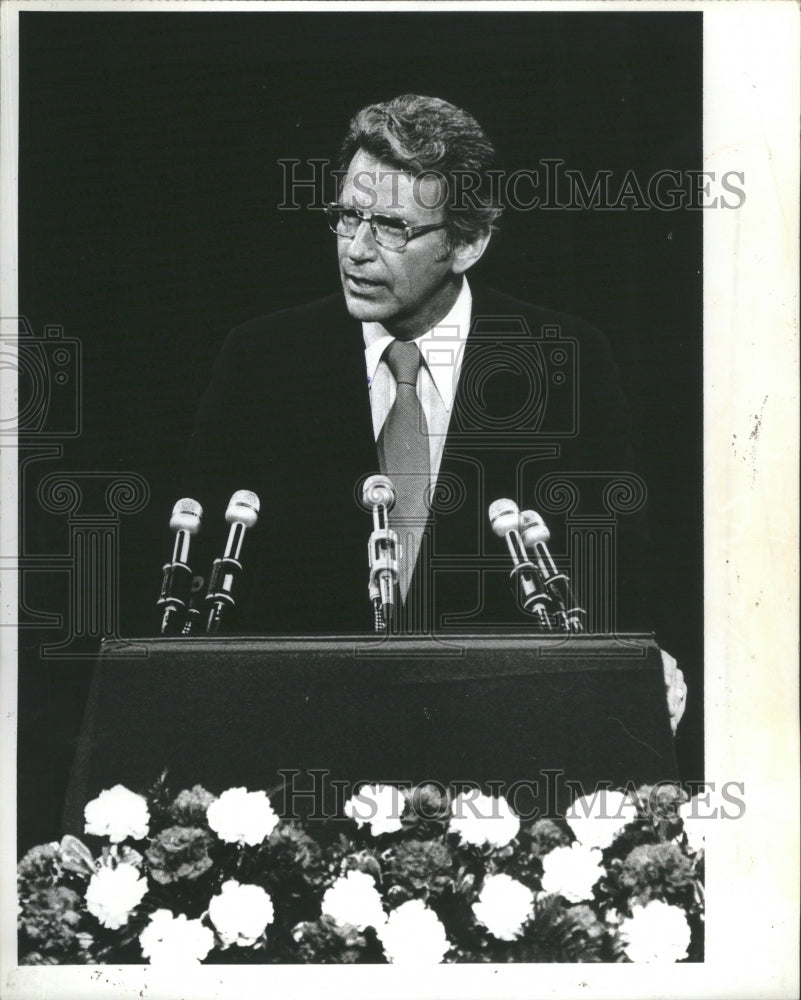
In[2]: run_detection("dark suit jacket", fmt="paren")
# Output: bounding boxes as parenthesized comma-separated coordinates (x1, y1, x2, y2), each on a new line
(181, 284, 652, 634)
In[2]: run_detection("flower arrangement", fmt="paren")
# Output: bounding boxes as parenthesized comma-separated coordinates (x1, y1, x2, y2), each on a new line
(17, 779, 704, 965)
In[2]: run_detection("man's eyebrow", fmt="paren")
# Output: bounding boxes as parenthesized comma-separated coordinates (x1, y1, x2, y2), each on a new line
(341, 201, 407, 224)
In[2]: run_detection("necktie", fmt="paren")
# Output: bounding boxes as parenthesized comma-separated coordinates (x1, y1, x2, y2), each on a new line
(377, 339, 431, 604)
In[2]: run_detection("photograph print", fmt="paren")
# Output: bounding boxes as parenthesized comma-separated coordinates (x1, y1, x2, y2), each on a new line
(7, 2, 763, 984)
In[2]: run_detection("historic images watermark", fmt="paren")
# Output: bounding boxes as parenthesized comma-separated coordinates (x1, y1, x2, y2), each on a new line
(275, 769, 746, 823)
(277, 159, 746, 213)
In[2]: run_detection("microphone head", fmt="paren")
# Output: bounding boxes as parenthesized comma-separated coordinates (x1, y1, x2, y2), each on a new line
(225, 490, 260, 528)
(488, 498, 521, 537)
(362, 474, 396, 511)
(520, 509, 551, 546)
(169, 498, 203, 534)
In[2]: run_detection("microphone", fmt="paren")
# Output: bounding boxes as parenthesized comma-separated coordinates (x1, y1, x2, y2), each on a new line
(157, 498, 203, 635)
(520, 509, 585, 633)
(204, 490, 260, 633)
(488, 499, 552, 629)
(361, 474, 400, 631)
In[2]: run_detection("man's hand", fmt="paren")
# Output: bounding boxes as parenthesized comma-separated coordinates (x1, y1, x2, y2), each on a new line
(661, 649, 687, 734)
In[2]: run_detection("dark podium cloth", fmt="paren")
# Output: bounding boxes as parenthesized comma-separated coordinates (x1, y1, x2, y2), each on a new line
(179, 285, 653, 636)
(63, 633, 677, 831)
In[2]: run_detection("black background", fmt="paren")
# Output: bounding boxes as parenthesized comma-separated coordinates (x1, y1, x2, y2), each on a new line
(17, 11, 703, 851)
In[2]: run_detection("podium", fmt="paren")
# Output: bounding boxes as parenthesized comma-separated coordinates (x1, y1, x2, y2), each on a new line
(63, 633, 677, 832)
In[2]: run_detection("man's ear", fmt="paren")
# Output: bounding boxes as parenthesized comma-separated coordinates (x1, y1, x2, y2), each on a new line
(450, 230, 492, 275)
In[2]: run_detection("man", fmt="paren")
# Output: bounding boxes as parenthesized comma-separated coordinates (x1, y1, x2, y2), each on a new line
(182, 94, 685, 725)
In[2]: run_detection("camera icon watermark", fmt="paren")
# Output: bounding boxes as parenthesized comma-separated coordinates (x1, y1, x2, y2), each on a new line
(0, 316, 82, 438)
(449, 316, 578, 441)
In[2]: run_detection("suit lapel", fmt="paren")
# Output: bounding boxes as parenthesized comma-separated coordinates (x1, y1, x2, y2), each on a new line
(410, 285, 555, 612)
(307, 297, 380, 479)
(406, 286, 507, 615)
(304, 301, 382, 577)
(437, 283, 512, 514)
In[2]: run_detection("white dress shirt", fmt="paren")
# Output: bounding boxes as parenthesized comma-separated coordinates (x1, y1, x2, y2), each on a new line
(363, 277, 472, 493)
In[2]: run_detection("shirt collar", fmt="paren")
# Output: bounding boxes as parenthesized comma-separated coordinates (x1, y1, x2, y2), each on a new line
(363, 277, 472, 411)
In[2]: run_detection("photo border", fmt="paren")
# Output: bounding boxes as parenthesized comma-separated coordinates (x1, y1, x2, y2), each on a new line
(1, 1, 798, 997)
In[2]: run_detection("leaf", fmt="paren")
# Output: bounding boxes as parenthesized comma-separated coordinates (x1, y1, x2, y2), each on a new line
(146, 770, 173, 823)
(75, 932, 95, 954)
(360, 854, 382, 884)
(117, 845, 143, 869)
(59, 836, 96, 877)
(148, 769, 171, 803)
(455, 871, 475, 896)
(340, 924, 367, 949)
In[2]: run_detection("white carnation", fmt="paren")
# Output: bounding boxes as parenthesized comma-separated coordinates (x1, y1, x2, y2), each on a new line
(344, 784, 405, 837)
(139, 909, 214, 966)
(377, 900, 449, 965)
(565, 790, 637, 849)
(619, 899, 691, 963)
(472, 873, 534, 940)
(208, 879, 274, 948)
(540, 842, 605, 903)
(84, 784, 150, 843)
(85, 863, 147, 929)
(321, 870, 386, 930)
(450, 792, 519, 848)
(678, 798, 706, 854)
(206, 787, 279, 847)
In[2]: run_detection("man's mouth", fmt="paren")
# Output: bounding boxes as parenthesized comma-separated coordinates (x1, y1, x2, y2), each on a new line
(344, 273, 385, 292)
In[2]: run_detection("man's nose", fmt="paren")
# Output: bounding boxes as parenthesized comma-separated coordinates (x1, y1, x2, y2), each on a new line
(346, 220, 378, 261)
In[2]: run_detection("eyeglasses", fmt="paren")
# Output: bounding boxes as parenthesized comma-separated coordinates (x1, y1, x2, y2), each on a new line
(326, 203, 447, 251)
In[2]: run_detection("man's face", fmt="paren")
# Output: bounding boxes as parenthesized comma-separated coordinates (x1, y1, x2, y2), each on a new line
(336, 149, 462, 340)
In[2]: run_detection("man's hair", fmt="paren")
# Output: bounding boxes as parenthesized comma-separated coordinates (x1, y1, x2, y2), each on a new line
(336, 94, 503, 247)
